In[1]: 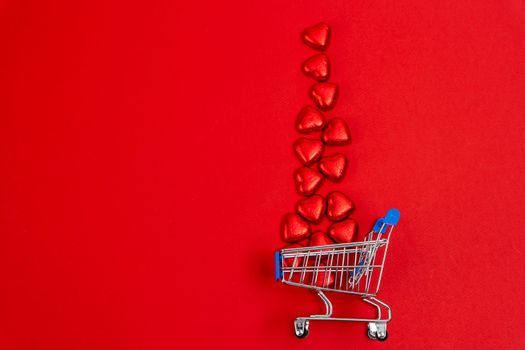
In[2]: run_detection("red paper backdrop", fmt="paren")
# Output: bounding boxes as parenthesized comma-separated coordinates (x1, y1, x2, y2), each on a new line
(1, 0, 525, 349)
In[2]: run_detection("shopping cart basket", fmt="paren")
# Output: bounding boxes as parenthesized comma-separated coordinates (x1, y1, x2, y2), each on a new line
(274, 208, 400, 340)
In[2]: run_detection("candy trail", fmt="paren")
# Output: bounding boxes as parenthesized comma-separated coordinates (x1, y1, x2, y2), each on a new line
(280, 22, 357, 257)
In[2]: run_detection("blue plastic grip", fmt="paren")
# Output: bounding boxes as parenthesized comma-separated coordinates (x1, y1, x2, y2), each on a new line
(373, 219, 386, 233)
(384, 208, 400, 225)
(373, 208, 400, 234)
(274, 251, 283, 281)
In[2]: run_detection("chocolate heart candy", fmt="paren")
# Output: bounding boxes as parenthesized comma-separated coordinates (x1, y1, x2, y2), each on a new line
(309, 82, 338, 111)
(301, 23, 331, 51)
(313, 264, 335, 288)
(281, 213, 311, 243)
(293, 138, 324, 166)
(309, 230, 335, 247)
(281, 240, 308, 268)
(309, 231, 335, 265)
(304, 261, 335, 288)
(301, 53, 330, 82)
(328, 219, 358, 243)
(326, 191, 355, 221)
(294, 166, 324, 196)
(322, 118, 351, 146)
(296, 106, 326, 133)
(295, 194, 325, 224)
(319, 153, 348, 182)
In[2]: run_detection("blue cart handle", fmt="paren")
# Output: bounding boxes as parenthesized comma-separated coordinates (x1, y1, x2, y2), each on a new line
(373, 208, 400, 234)
(274, 251, 283, 281)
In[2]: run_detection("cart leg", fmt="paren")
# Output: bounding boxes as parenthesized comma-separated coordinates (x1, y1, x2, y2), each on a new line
(293, 290, 333, 338)
(310, 290, 333, 318)
(364, 297, 390, 341)
(362, 297, 391, 321)
(368, 297, 391, 321)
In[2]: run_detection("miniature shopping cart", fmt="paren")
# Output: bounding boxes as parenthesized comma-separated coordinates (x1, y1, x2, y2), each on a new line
(274, 208, 400, 341)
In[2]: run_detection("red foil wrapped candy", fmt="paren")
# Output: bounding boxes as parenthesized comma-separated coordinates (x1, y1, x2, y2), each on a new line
(309, 82, 339, 111)
(301, 53, 330, 82)
(328, 218, 358, 243)
(309, 230, 335, 247)
(319, 153, 348, 182)
(282, 239, 308, 268)
(294, 166, 324, 196)
(309, 231, 335, 263)
(296, 106, 326, 133)
(322, 118, 351, 146)
(301, 23, 331, 51)
(326, 191, 355, 221)
(293, 137, 324, 166)
(281, 213, 311, 243)
(295, 194, 325, 224)
(311, 264, 335, 288)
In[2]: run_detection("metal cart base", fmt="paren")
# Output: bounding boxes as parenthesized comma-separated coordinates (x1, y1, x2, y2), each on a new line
(293, 290, 390, 341)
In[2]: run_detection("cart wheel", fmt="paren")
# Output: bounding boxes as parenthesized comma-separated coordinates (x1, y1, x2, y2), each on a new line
(367, 329, 377, 340)
(367, 322, 388, 341)
(377, 331, 388, 341)
(367, 322, 377, 340)
(294, 319, 309, 339)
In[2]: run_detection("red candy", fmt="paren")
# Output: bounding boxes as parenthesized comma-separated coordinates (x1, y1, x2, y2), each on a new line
(301, 53, 330, 82)
(296, 106, 326, 133)
(282, 240, 308, 268)
(293, 138, 324, 166)
(311, 264, 335, 288)
(322, 118, 351, 146)
(278, 23, 360, 258)
(295, 195, 325, 224)
(301, 23, 331, 51)
(294, 166, 324, 196)
(309, 82, 339, 111)
(309, 231, 335, 247)
(328, 219, 358, 243)
(304, 258, 335, 287)
(309, 231, 335, 261)
(281, 213, 311, 243)
(326, 191, 355, 221)
(319, 153, 348, 182)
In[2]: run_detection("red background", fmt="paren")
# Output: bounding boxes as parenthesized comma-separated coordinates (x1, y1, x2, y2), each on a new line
(1, 0, 525, 349)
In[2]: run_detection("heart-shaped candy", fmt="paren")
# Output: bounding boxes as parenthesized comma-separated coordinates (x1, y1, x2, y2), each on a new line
(295, 194, 325, 224)
(296, 106, 326, 133)
(328, 219, 358, 243)
(311, 263, 335, 288)
(309, 82, 338, 111)
(281, 240, 308, 268)
(293, 138, 324, 166)
(281, 213, 311, 243)
(304, 258, 335, 288)
(301, 53, 330, 82)
(294, 166, 324, 196)
(319, 153, 348, 182)
(309, 231, 335, 265)
(309, 231, 335, 247)
(301, 23, 331, 51)
(326, 191, 355, 221)
(322, 118, 351, 146)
